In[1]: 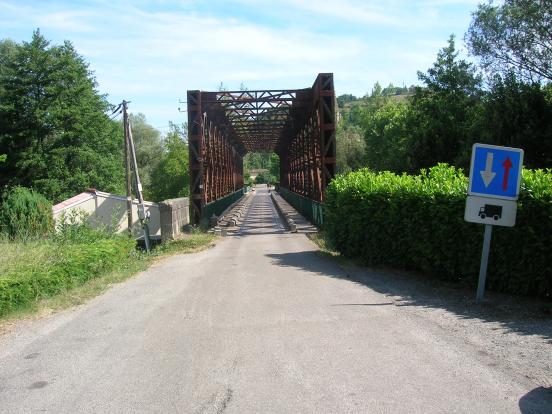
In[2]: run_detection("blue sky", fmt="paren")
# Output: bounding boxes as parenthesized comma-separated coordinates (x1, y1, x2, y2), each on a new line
(0, 0, 481, 133)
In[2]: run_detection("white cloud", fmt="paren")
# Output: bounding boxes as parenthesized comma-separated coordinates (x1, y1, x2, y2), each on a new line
(34, 10, 99, 32)
(0, 0, 478, 126)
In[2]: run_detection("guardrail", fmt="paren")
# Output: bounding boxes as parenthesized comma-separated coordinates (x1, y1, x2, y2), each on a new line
(202, 188, 245, 224)
(278, 187, 324, 227)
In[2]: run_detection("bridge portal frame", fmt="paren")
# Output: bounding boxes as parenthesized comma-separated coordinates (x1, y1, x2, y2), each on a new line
(187, 73, 335, 225)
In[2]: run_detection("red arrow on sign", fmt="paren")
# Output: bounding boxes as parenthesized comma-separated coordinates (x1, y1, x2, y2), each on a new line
(502, 157, 513, 190)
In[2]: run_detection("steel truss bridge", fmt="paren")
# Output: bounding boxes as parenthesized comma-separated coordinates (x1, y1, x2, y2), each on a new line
(187, 73, 336, 224)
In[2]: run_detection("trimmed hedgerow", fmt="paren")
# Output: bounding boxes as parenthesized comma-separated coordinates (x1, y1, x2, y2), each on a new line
(0, 237, 135, 316)
(324, 164, 552, 300)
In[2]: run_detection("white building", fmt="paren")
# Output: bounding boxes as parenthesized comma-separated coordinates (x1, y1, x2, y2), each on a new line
(52, 189, 161, 238)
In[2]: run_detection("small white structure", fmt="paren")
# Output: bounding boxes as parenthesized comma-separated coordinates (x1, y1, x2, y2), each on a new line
(53, 189, 161, 238)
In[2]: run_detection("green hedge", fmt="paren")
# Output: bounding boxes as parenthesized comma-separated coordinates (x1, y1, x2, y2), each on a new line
(325, 164, 552, 300)
(0, 237, 135, 316)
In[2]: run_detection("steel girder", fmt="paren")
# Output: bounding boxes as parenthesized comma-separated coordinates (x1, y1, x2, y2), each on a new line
(278, 73, 336, 203)
(187, 73, 335, 223)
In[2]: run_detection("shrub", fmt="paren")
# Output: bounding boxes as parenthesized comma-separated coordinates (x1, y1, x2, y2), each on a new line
(0, 236, 135, 316)
(0, 186, 53, 240)
(325, 164, 552, 299)
(53, 209, 113, 244)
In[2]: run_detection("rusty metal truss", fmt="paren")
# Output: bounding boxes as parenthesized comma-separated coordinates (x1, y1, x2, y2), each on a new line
(187, 73, 336, 224)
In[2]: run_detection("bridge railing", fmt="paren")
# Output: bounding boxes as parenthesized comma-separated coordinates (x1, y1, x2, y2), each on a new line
(202, 188, 245, 224)
(278, 187, 324, 228)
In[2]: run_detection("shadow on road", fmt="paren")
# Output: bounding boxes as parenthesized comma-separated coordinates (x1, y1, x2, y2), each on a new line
(518, 387, 552, 413)
(266, 250, 552, 341)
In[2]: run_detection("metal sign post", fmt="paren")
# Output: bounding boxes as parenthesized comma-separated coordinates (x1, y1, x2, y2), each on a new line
(465, 143, 524, 302)
(476, 224, 493, 301)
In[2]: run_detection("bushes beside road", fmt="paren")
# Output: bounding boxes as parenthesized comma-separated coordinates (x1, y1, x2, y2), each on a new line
(0, 237, 135, 316)
(0, 231, 215, 318)
(0, 187, 216, 318)
(324, 164, 552, 299)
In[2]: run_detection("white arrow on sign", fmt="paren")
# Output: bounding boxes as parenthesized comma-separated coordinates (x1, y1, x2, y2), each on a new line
(480, 152, 496, 187)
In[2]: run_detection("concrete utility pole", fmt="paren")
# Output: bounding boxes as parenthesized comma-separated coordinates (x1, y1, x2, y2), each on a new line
(122, 100, 133, 235)
(126, 108, 152, 252)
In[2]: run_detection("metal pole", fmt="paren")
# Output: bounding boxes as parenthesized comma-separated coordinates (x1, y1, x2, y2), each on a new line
(476, 224, 493, 302)
(122, 101, 133, 235)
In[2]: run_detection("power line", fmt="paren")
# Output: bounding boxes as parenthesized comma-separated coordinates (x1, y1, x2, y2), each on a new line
(109, 109, 123, 121)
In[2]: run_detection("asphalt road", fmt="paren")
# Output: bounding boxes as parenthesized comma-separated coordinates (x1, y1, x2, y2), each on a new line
(0, 187, 549, 413)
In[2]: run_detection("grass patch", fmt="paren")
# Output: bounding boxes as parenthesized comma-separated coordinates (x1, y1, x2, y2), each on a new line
(0, 233, 216, 326)
(307, 231, 350, 265)
(154, 233, 216, 256)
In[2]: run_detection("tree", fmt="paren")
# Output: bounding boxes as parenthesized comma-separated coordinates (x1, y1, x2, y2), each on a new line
(336, 124, 366, 173)
(0, 30, 124, 202)
(0, 39, 17, 97)
(128, 113, 163, 195)
(244, 152, 272, 171)
(340, 83, 389, 127)
(408, 35, 483, 171)
(148, 122, 189, 201)
(337, 94, 357, 108)
(466, 0, 552, 82)
(254, 171, 276, 184)
(479, 73, 552, 167)
(361, 101, 410, 173)
(269, 152, 279, 180)
(417, 35, 482, 95)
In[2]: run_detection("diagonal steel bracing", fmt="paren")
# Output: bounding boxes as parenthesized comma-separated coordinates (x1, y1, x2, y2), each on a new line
(187, 73, 335, 224)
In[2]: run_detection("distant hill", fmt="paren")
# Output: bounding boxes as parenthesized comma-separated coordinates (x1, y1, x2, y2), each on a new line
(337, 85, 417, 126)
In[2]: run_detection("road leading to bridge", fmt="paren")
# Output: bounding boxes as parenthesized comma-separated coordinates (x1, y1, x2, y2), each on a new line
(0, 187, 549, 413)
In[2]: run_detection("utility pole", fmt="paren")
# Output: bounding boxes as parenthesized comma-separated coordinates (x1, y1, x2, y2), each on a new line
(126, 110, 152, 252)
(122, 100, 133, 235)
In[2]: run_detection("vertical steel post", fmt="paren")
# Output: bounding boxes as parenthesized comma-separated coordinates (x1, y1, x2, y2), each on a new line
(316, 73, 336, 203)
(476, 224, 493, 302)
(187, 91, 205, 224)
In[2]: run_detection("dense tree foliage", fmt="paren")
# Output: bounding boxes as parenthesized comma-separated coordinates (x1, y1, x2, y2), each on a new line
(0, 31, 124, 203)
(337, 34, 551, 174)
(466, 0, 552, 82)
(337, 94, 357, 108)
(243, 152, 271, 171)
(479, 73, 552, 167)
(361, 101, 409, 173)
(408, 35, 483, 170)
(128, 113, 164, 195)
(148, 123, 189, 201)
(336, 124, 366, 173)
(243, 152, 279, 185)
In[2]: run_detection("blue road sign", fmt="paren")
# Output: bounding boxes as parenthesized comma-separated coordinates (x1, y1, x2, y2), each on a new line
(468, 144, 524, 200)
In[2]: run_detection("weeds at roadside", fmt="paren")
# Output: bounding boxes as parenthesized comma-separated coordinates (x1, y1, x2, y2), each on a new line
(0, 232, 216, 329)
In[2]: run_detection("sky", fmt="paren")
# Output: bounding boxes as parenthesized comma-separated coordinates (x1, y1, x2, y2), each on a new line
(0, 0, 482, 133)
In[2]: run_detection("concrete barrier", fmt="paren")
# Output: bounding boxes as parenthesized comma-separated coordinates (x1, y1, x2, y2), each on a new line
(271, 192, 297, 233)
(159, 197, 190, 242)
